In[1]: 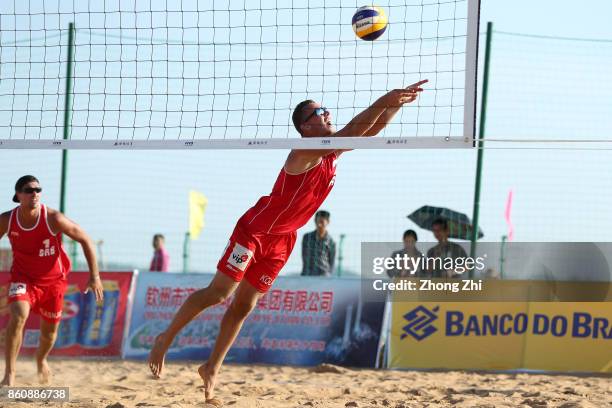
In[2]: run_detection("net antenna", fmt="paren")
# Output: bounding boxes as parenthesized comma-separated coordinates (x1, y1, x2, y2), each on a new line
(0, 0, 480, 149)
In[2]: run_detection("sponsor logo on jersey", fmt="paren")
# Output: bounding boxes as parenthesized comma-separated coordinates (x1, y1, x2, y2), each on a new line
(40, 309, 62, 319)
(259, 275, 274, 286)
(10, 231, 19, 237)
(8, 282, 27, 297)
(227, 242, 253, 272)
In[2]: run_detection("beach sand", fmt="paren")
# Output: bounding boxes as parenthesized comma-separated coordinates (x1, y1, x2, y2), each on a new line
(2, 359, 610, 407)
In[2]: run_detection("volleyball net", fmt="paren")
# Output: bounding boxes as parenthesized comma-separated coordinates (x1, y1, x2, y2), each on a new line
(0, 0, 480, 149)
(2, 6, 612, 274)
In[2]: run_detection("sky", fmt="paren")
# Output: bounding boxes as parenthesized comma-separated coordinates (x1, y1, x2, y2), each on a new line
(1, 1, 611, 277)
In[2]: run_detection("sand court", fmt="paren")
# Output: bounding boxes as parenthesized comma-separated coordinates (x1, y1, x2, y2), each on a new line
(2, 359, 610, 407)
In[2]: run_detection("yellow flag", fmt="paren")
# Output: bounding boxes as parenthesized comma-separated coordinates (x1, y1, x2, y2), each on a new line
(189, 190, 208, 239)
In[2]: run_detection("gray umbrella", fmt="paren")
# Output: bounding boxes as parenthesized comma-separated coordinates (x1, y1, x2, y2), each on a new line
(407, 205, 484, 240)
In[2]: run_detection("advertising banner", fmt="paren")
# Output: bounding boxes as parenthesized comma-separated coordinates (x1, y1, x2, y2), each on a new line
(124, 273, 386, 367)
(523, 302, 612, 372)
(388, 298, 611, 372)
(0, 271, 134, 357)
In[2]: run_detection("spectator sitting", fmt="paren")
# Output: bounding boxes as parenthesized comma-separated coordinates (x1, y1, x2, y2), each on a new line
(387, 229, 424, 278)
(301, 210, 336, 276)
(150, 233, 170, 272)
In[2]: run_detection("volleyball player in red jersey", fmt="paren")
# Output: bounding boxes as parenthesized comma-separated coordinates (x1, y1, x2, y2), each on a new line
(149, 80, 427, 405)
(0, 175, 104, 386)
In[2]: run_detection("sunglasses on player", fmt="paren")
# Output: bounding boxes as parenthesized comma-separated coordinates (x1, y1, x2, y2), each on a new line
(21, 187, 42, 194)
(302, 107, 329, 124)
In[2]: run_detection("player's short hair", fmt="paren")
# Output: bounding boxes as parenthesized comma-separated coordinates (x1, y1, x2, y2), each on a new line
(13, 175, 40, 203)
(403, 229, 418, 241)
(153, 233, 165, 241)
(292, 99, 316, 134)
(315, 210, 330, 221)
(432, 217, 449, 230)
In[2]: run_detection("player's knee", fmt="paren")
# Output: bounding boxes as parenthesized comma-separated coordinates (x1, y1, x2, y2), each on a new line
(39, 328, 58, 344)
(9, 306, 29, 328)
(208, 291, 230, 307)
(206, 282, 235, 305)
(212, 287, 234, 304)
(10, 314, 28, 329)
(228, 297, 257, 318)
(188, 286, 229, 309)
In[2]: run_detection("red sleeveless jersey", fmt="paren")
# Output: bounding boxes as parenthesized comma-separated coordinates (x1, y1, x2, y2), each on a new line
(8, 205, 70, 285)
(238, 152, 338, 234)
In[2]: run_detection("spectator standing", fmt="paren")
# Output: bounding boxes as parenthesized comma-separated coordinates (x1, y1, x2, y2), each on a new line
(387, 229, 423, 278)
(426, 218, 468, 278)
(150, 234, 170, 272)
(301, 210, 336, 276)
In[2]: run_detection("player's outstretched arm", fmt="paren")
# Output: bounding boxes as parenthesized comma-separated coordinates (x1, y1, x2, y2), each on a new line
(49, 209, 104, 301)
(363, 80, 427, 136)
(335, 79, 428, 138)
(286, 79, 427, 172)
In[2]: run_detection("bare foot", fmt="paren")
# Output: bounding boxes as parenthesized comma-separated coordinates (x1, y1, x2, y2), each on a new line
(198, 362, 220, 405)
(0, 372, 15, 387)
(148, 333, 170, 378)
(204, 398, 223, 408)
(37, 359, 51, 384)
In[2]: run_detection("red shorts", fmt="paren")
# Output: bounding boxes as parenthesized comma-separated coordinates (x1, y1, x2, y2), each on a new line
(217, 223, 297, 292)
(7, 279, 67, 323)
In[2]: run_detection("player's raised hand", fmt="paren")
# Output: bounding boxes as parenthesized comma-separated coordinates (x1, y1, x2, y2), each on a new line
(406, 79, 429, 91)
(381, 89, 414, 107)
(380, 79, 428, 107)
(401, 79, 428, 104)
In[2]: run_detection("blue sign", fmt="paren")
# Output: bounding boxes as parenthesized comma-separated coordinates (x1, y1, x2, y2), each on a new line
(124, 273, 386, 367)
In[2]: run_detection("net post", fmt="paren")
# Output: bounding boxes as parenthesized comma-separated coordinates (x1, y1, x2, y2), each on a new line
(469, 21, 493, 278)
(464, 0, 482, 143)
(500, 235, 507, 279)
(337, 234, 346, 277)
(60, 22, 75, 216)
(182, 232, 191, 273)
